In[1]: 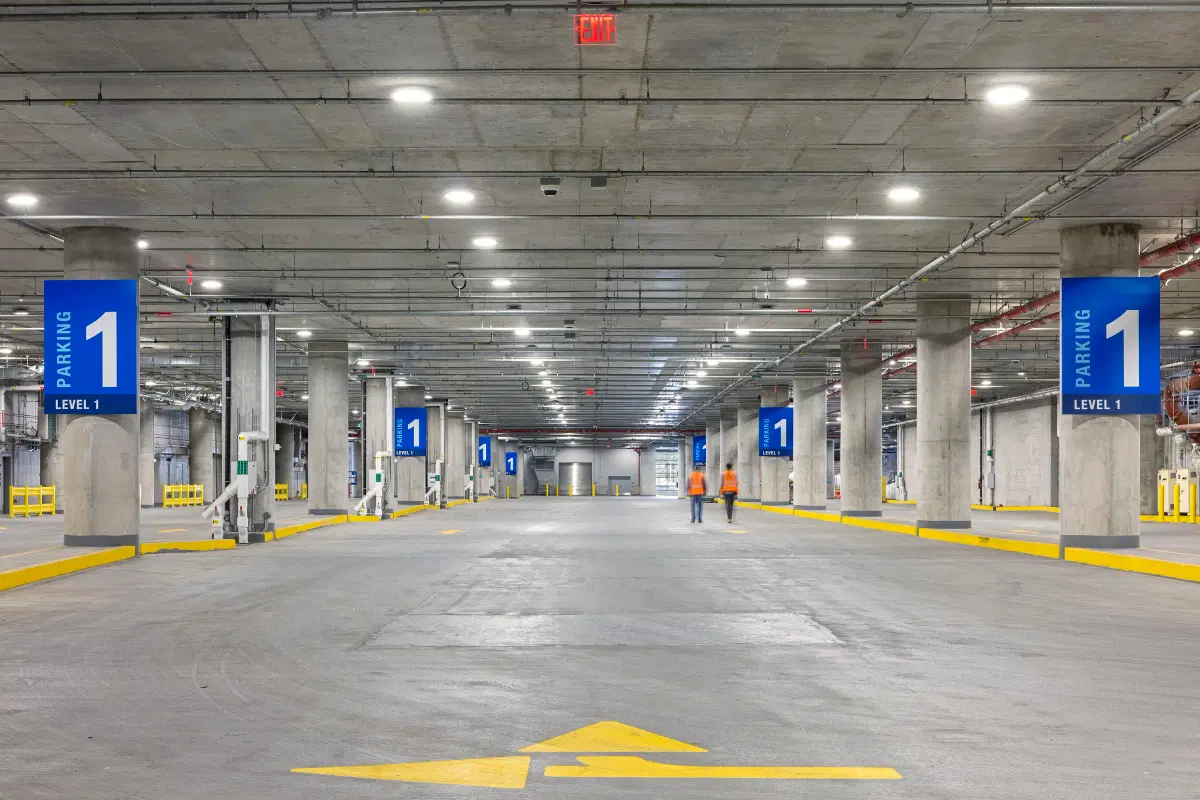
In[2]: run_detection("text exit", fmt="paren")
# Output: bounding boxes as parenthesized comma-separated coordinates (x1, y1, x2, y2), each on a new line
(575, 13, 616, 46)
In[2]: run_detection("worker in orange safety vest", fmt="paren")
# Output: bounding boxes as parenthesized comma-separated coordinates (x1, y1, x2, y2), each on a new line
(687, 464, 707, 523)
(720, 462, 739, 522)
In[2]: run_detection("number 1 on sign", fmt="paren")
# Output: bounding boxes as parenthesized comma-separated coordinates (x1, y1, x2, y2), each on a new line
(773, 417, 787, 448)
(1105, 309, 1139, 387)
(85, 310, 118, 387)
(408, 418, 420, 446)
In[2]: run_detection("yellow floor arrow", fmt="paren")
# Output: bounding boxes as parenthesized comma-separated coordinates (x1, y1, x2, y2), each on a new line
(545, 756, 902, 780)
(293, 756, 530, 788)
(440, 529, 463, 535)
(521, 720, 705, 753)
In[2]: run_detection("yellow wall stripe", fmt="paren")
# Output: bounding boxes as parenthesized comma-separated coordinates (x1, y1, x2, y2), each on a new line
(0, 546, 136, 592)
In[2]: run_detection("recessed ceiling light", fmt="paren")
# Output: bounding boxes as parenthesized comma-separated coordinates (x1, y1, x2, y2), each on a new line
(529, 359, 543, 366)
(696, 370, 708, 377)
(200, 279, 223, 290)
(980, 379, 992, 386)
(492, 277, 512, 288)
(5, 193, 37, 209)
(901, 400, 911, 406)
(786, 276, 807, 288)
(296, 330, 312, 338)
(1018, 371, 1026, 377)
(735, 329, 750, 337)
(444, 189, 475, 205)
(541, 379, 552, 386)
(301, 394, 310, 401)
(825, 235, 853, 249)
(391, 86, 433, 104)
(707, 359, 720, 367)
(514, 327, 531, 337)
(1180, 328, 1195, 336)
(136, 239, 150, 250)
(887, 186, 920, 203)
(356, 359, 370, 366)
(473, 236, 499, 249)
(538, 370, 549, 376)
(424, 393, 433, 400)
(986, 84, 1030, 106)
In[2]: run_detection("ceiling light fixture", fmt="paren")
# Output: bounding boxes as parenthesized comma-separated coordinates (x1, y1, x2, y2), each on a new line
(136, 239, 150, 250)
(538, 370, 549, 376)
(425, 394, 433, 400)
(473, 235, 499, 249)
(986, 84, 1030, 106)
(1018, 371, 1026, 377)
(301, 394, 310, 401)
(200, 279, 223, 290)
(887, 186, 920, 203)
(529, 359, 543, 366)
(686, 380, 699, 388)
(696, 370, 708, 377)
(707, 359, 720, 367)
(491, 277, 512, 288)
(1180, 328, 1195, 336)
(825, 234, 853, 249)
(391, 86, 433, 104)
(980, 379, 992, 386)
(786, 276, 807, 288)
(12, 307, 28, 316)
(296, 330, 313, 338)
(444, 189, 475, 205)
(145, 380, 158, 387)
(356, 359, 370, 367)
(5, 193, 37, 209)
(735, 328, 750, 337)
(0, 348, 12, 356)
(514, 327, 531, 338)
(541, 379, 552, 386)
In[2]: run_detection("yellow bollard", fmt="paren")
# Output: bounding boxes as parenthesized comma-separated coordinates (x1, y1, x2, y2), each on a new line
(1173, 482, 1181, 522)
(592, 483, 596, 496)
(616, 484, 620, 497)
(570, 483, 574, 497)
(556, 484, 560, 496)
(1158, 483, 1166, 521)
(506, 485, 510, 499)
(881, 475, 887, 503)
(1192, 484, 1198, 524)
(545, 484, 549, 497)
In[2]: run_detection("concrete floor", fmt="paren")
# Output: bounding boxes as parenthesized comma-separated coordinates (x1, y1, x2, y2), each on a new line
(1, 496, 1198, 798)
(0, 500, 312, 570)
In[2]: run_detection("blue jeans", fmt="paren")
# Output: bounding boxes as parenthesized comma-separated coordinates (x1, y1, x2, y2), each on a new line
(690, 494, 704, 522)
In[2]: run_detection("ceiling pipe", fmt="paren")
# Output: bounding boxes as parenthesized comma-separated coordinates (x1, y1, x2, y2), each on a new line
(681, 86, 1200, 426)
(11, 212, 1175, 222)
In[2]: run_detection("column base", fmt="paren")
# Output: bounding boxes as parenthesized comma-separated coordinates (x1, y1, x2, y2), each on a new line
(739, 496, 761, 503)
(64, 534, 138, 548)
(917, 519, 971, 529)
(841, 509, 883, 517)
(1060, 534, 1140, 549)
(308, 508, 345, 516)
(793, 504, 827, 511)
(760, 500, 789, 506)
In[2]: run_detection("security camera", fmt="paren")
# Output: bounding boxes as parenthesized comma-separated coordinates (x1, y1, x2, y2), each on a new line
(539, 177, 562, 197)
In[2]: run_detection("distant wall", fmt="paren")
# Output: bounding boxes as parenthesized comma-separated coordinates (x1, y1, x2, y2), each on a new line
(552, 446, 641, 494)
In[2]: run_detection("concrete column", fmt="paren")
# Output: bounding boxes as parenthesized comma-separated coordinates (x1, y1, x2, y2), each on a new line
(226, 315, 276, 533)
(720, 409, 738, 485)
(638, 447, 657, 496)
(916, 298, 973, 529)
(189, 408, 218, 506)
(60, 228, 140, 547)
(677, 437, 689, 499)
(138, 399, 155, 507)
(793, 378, 827, 509)
(761, 388, 790, 505)
(307, 339, 348, 514)
(705, 419, 721, 499)
(840, 340, 883, 516)
(515, 444, 527, 497)
(1139, 416, 1160, 516)
(469, 419, 480, 501)
(275, 422, 295, 499)
(445, 410, 467, 499)
(363, 376, 395, 511)
(827, 439, 836, 499)
(1060, 223, 1142, 548)
(482, 434, 499, 498)
(737, 401, 760, 501)
(394, 389, 427, 505)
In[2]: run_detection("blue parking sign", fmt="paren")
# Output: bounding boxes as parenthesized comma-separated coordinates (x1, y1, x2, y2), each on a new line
(505, 451, 517, 475)
(759, 406, 792, 457)
(478, 435, 492, 467)
(1061, 277, 1160, 414)
(692, 435, 707, 465)
(44, 279, 139, 414)
(394, 407, 428, 456)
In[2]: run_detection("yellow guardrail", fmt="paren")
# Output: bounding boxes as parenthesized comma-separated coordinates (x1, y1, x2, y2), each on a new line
(299, 482, 308, 499)
(275, 483, 289, 501)
(9, 485, 55, 517)
(163, 484, 204, 508)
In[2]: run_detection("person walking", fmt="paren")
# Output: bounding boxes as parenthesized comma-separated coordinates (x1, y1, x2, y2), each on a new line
(720, 462, 739, 522)
(687, 464, 707, 523)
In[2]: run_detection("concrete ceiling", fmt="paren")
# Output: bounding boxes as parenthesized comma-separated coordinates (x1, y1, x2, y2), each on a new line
(1, 3, 1199, 441)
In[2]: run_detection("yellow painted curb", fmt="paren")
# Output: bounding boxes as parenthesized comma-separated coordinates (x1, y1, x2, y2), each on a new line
(792, 509, 843, 524)
(841, 517, 917, 536)
(445, 499, 470, 509)
(884, 499, 916, 505)
(919, 528, 1060, 558)
(390, 505, 433, 519)
(1064, 548, 1200, 583)
(275, 515, 349, 540)
(0, 546, 136, 592)
(733, 501, 763, 510)
(348, 515, 382, 523)
(142, 539, 236, 554)
(971, 504, 1060, 513)
(758, 504, 794, 516)
(1138, 514, 1199, 524)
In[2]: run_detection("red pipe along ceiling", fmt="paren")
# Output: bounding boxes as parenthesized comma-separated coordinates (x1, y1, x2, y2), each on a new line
(877, 230, 1200, 383)
(1164, 366, 1200, 437)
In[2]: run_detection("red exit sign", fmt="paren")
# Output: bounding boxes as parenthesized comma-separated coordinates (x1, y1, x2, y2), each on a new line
(575, 13, 616, 46)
